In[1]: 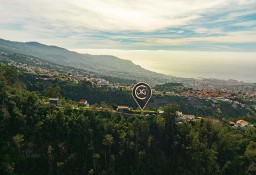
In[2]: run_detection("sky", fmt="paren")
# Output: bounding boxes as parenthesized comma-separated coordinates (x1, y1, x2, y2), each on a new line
(0, 0, 256, 81)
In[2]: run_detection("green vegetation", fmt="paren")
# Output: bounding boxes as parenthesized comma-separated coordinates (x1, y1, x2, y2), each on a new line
(1, 64, 256, 175)
(149, 96, 255, 118)
(0, 39, 174, 84)
(0, 51, 91, 76)
(154, 82, 184, 91)
(102, 76, 137, 85)
(1, 49, 255, 119)
(20, 73, 137, 108)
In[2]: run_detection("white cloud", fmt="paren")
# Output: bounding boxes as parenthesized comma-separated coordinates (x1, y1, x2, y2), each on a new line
(0, 0, 242, 32)
(193, 28, 223, 34)
(216, 8, 256, 22)
(232, 21, 256, 27)
(0, 0, 255, 51)
(141, 31, 256, 46)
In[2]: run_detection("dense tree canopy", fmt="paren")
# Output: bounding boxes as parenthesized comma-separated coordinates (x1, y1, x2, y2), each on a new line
(1, 64, 256, 175)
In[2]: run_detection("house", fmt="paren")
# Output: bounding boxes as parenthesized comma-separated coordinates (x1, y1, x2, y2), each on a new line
(232, 103, 238, 109)
(79, 99, 89, 107)
(117, 106, 130, 113)
(157, 109, 164, 114)
(97, 79, 109, 86)
(236, 120, 249, 127)
(109, 85, 119, 90)
(176, 114, 196, 122)
(42, 77, 55, 81)
(49, 98, 59, 105)
(183, 115, 195, 121)
(175, 111, 184, 121)
(176, 111, 183, 117)
(175, 115, 186, 122)
(228, 121, 235, 126)
(100, 84, 109, 89)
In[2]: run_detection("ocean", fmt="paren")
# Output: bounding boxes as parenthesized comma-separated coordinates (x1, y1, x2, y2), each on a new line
(75, 49, 256, 83)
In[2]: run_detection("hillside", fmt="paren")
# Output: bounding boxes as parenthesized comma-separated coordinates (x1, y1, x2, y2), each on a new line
(0, 38, 175, 84)
(1, 63, 256, 175)
(1, 38, 255, 90)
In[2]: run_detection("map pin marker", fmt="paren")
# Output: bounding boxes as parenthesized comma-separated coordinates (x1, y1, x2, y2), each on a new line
(132, 82, 152, 110)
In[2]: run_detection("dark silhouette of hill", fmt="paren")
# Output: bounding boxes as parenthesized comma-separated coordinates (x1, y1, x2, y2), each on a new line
(0, 38, 175, 84)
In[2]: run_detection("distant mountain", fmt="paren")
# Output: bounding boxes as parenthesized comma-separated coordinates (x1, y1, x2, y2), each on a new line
(0, 38, 175, 84)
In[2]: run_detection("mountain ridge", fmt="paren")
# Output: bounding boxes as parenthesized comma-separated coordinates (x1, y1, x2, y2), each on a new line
(0, 38, 174, 84)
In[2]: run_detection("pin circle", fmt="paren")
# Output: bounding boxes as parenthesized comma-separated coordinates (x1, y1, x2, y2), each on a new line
(135, 85, 149, 100)
(132, 82, 152, 110)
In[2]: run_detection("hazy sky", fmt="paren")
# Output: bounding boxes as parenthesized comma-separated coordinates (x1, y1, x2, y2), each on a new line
(0, 0, 256, 81)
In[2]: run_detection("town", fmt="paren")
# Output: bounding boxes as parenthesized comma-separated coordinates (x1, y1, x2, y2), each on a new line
(1, 51, 256, 129)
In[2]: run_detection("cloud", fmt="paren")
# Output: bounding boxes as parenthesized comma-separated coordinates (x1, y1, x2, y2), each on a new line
(0, 0, 255, 51)
(0, 0, 250, 32)
(143, 31, 256, 45)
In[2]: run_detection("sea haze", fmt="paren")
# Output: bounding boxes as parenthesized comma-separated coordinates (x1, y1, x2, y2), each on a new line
(75, 49, 256, 83)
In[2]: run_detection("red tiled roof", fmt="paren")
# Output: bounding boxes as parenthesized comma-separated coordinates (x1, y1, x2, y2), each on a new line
(236, 120, 248, 124)
(79, 99, 87, 103)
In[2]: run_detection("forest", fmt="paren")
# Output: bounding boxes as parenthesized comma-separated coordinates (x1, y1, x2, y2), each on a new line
(1, 64, 256, 175)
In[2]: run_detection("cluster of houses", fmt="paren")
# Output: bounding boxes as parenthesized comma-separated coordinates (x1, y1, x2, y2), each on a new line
(49, 98, 59, 105)
(47, 98, 89, 107)
(228, 120, 249, 128)
(116, 107, 202, 122)
(180, 87, 256, 106)
(45, 98, 254, 129)
(175, 111, 202, 122)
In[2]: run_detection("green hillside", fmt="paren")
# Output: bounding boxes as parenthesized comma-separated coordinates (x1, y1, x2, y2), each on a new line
(1, 64, 256, 175)
(0, 38, 175, 84)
